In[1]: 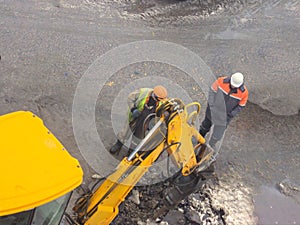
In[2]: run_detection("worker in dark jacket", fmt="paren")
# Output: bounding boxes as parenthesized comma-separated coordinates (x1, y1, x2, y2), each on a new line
(200, 72, 248, 149)
(110, 85, 168, 154)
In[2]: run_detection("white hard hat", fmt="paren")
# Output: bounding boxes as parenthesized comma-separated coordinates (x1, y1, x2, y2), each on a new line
(230, 72, 244, 87)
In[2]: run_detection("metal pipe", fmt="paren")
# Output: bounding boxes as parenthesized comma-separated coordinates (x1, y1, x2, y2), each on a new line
(127, 118, 163, 161)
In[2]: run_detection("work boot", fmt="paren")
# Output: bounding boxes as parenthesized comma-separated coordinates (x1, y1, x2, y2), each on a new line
(201, 161, 216, 179)
(204, 161, 215, 173)
(199, 126, 209, 138)
(209, 137, 218, 150)
(109, 140, 123, 154)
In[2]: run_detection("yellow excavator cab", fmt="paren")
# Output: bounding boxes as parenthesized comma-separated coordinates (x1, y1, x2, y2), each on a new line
(0, 111, 83, 224)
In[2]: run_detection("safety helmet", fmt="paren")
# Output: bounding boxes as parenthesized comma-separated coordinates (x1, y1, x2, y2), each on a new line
(230, 72, 244, 88)
(153, 85, 168, 99)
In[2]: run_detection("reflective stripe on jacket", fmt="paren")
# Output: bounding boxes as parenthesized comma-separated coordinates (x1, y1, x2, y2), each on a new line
(136, 88, 152, 111)
(127, 88, 153, 122)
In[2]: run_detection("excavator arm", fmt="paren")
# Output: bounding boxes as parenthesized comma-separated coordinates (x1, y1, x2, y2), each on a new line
(74, 117, 166, 225)
(72, 98, 215, 225)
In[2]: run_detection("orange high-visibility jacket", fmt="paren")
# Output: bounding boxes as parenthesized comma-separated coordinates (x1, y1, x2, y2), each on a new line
(211, 76, 248, 118)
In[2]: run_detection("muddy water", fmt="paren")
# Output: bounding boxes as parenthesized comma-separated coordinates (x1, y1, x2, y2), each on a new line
(217, 102, 300, 224)
(254, 185, 300, 224)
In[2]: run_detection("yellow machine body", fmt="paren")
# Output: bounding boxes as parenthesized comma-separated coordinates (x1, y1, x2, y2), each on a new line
(0, 111, 83, 216)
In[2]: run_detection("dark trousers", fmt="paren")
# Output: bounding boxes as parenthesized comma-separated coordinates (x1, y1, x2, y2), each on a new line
(199, 111, 227, 146)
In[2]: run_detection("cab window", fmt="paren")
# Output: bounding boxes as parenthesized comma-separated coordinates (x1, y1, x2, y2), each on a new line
(0, 210, 33, 225)
(32, 192, 71, 225)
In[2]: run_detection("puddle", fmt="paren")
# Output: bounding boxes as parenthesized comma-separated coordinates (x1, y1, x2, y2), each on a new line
(254, 185, 300, 224)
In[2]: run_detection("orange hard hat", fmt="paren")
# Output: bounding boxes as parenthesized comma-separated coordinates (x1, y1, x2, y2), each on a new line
(153, 85, 167, 99)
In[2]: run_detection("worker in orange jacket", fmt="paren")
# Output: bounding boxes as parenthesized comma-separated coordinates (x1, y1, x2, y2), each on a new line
(199, 72, 249, 149)
(110, 85, 168, 154)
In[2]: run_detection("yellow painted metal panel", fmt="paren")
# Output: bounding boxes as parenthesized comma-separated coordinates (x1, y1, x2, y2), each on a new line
(0, 111, 83, 216)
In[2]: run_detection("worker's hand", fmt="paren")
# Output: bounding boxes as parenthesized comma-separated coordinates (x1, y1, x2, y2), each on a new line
(227, 113, 233, 123)
(132, 109, 141, 119)
(227, 112, 233, 118)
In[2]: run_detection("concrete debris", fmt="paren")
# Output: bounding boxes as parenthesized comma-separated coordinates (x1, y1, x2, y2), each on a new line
(163, 210, 185, 225)
(186, 210, 201, 224)
(91, 174, 102, 179)
(128, 189, 141, 205)
(137, 219, 168, 225)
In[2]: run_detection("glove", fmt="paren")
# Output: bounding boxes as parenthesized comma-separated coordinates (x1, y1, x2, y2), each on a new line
(132, 109, 141, 119)
(227, 112, 234, 124)
(227, 112, 233, 119)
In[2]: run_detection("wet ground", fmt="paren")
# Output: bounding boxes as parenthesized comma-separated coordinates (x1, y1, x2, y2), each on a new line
(0, 0, 299, 224)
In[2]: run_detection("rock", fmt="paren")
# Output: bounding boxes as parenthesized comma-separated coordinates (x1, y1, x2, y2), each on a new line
(91, 174, 102, 179)
(128, 189, 140, 205)
(186, 210, 201, 224)
(163, 210, 185, 225)
(277, 179, 300, 203)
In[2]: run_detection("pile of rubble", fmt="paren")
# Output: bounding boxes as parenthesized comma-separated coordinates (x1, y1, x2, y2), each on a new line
(112, 174, 257, 225)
